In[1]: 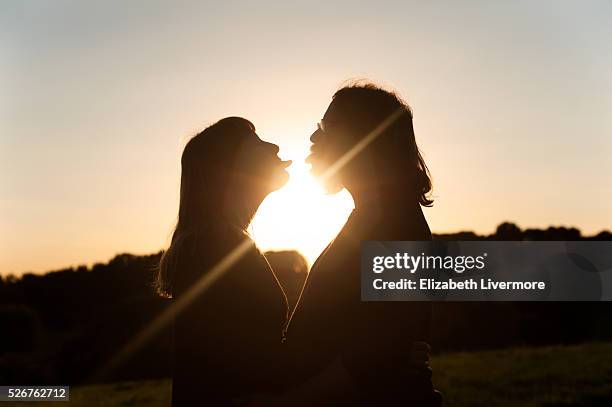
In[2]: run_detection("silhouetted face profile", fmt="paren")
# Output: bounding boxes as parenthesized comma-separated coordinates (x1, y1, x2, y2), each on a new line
(307, 99, 352, 194)
(233, 124, 291, 196)
(157, 117, 290, 297)
(307, 84, 433, 207)
(179, 117, 291, 227)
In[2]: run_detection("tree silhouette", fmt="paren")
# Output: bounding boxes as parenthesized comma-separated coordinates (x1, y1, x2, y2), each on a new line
(0, 224, 610, 384)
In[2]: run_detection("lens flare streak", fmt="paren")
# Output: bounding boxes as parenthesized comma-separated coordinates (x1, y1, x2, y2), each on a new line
(99, 109, 406, 377)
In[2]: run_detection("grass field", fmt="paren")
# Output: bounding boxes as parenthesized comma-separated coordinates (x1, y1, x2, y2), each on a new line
(5, 342, 612, 407)
(432, 342, 612, 407)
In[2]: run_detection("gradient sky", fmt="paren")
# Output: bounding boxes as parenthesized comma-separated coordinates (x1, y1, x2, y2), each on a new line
(1, 0, 611, 275)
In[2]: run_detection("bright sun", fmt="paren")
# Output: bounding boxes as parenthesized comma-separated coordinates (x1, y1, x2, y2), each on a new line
(250, 159, 354, 267)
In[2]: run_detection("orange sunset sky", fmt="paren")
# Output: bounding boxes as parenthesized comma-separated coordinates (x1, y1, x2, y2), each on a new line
(1, 1, 611, 275)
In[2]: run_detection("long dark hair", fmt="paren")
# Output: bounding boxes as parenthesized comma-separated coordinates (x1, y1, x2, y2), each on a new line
(156, 117, 257, 298)
(332, 83, 433, 206)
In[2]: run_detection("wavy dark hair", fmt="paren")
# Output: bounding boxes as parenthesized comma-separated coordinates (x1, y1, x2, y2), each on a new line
(332, 83, 433, 206)
(156, 117, 257, 298)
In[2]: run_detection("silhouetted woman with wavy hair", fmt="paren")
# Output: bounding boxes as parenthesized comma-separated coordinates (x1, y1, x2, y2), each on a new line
(157, 117, 291, 406)
(286, 82, 442, 406)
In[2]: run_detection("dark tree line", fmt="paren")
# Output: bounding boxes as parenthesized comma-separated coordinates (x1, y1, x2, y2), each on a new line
(0, 223, 610, 385)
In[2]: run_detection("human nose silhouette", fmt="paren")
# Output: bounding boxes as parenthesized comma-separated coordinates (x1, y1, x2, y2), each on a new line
(310, 128, 323, 143)
(265, 141, 280, 155)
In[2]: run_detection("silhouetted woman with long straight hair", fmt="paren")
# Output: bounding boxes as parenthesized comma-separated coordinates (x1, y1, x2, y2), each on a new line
(157, 117, 291, 406)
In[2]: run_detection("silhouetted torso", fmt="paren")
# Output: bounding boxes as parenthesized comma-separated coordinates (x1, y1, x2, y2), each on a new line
(172, 226, 288, 406)
(287, 203, 440, 406)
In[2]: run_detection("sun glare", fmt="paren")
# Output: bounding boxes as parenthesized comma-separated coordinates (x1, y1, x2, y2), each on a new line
(250, 160, 354, 267)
